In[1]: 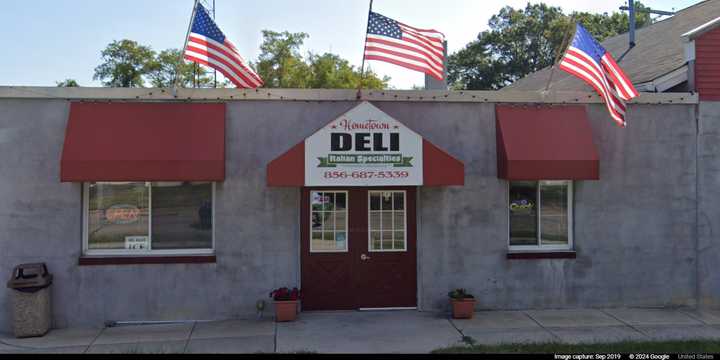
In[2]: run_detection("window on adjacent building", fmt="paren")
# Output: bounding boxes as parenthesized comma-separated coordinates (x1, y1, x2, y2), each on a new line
(509, 181, 572, 251)
(369, 191, 407, 252)
(84, 182, 214, 255)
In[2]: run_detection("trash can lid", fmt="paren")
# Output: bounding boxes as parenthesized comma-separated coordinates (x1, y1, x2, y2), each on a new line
(7, 263, 53, 289)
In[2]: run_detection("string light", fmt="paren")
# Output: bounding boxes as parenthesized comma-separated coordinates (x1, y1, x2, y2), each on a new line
(0, 86, 691, 105)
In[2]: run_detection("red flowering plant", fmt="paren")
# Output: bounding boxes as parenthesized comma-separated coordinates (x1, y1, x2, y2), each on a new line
(269, 287, 301, 301)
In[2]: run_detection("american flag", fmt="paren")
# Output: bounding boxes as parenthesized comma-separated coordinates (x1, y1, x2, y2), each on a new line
(559, 24, 639, 127)
(183, 3, 263, 88)
(364, 11, 445, 81)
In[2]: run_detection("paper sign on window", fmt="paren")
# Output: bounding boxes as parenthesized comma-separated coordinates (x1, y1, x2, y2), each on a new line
(125, 236, 149, 251)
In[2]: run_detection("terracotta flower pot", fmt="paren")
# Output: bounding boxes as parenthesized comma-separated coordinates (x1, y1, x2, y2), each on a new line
(451, 298, 476, 319)
(274, 300, 299, 322)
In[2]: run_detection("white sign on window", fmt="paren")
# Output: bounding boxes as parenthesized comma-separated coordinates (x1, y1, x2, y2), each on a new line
(305, 102, 423, 186)
(125, 236, 150, 251)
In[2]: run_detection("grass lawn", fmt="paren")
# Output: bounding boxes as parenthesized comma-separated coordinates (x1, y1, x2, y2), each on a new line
(433, 340, 720, 354)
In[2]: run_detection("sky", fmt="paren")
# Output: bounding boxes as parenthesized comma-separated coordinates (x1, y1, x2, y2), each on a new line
(0, 0, 703, 89)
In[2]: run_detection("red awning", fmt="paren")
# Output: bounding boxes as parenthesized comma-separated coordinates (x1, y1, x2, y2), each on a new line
(61, 102, 225, 182)
(496, 105, 599, 180)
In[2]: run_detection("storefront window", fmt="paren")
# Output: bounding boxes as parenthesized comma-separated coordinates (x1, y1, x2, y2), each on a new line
(85, 182, 214, 255)
(87, 182, 150, 251)
(509, 182, 538, 246)
(151, 182, 213, 250)
(310, 191, 348, 252)
(509, 181, 572, 251)
(369, 191, 406, 252)
(540, 181, 570, 246)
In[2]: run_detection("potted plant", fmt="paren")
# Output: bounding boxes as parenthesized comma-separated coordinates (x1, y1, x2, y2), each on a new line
(448, 288, 476, 319)
(269, 287, 301, 322)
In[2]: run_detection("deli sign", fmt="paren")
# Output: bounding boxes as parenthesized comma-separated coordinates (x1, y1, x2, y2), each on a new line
(305, 102, 423, 186)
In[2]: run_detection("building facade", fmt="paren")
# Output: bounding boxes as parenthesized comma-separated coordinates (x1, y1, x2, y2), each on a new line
(0, 87, 716, 331)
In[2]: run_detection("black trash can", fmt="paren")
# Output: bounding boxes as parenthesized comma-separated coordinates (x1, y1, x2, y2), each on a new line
(6, 263, 53, 338)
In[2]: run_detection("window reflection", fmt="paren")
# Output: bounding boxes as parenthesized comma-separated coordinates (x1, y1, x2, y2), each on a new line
(151, 182, 213, 250)
(368, 191, 406, 251)
(88, 182, 149, 251)
(310, 191, 348, 252)
(509, 181, 571, 249)
(509, 182, 538, 246)
(540, 182, 569, 246)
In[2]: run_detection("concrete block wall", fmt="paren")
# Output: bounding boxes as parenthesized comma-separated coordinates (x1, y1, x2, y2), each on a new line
(0, 98, 714, 331)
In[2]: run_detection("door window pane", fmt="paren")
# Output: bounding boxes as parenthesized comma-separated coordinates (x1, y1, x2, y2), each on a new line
(382, 211, 393, 228)
(381, 192, 393, 211)
(88, 183, 150, 251)
(369, 212, 381, 230)
(311, 192, 325, 212)
(509, 182, 538, 246)
(323, 212, 335, 230)
(335, 232, 347, 250)
(312, 232, 322, 242)
(324, 193, 335, 211)
(540, 181, 569, 246)
(393, 192, 405, 210)
(336, 193, 347, 211)
(382, 231, 393, 249)
(370, 193, 381, 211)
(393, 231, 405, 249)
(311, 212, 322, 231)
(151, 182, 213, 250)
(371, 231, 382, 250)
(394, 212, 405, 229)
(335, 212, 347, 231)
(369, 191, 407, 251)
(310, 191, 348, 252)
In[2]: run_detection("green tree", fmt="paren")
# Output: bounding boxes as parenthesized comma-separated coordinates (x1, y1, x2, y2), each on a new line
(256, 30, 388, 89)
(94, 32, 388, 89)
(93, 40, 156, 87)
(356, 69, 390, 90)
(447, 2, 653, 90)
(148, 49, 213, 88)
(56, 79, 79, 87)
(308, 53, 388, 89)
(255, 30, 312, 88)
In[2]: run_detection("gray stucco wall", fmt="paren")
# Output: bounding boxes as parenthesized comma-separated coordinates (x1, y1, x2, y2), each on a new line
(378, 103, 699, 311)
(699, 101, 720, 308)
(0, 98, 712, 331)
(0, 100, 359, 330)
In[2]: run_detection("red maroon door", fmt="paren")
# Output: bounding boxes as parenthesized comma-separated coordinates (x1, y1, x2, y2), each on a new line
(301, 188, 417, 310)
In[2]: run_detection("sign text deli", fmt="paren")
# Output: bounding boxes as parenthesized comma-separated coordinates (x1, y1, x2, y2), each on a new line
(305, 102, 424, 186)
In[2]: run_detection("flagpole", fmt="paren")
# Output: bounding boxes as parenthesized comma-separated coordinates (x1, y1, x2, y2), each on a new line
(544, 17, 575, 93)
(357, 0, 373, 99)
(173, 0, 200, 96)
(213, 0, 217, 88)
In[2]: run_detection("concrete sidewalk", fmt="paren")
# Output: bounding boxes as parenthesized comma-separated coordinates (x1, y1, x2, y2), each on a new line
(1, 309, 720, 354)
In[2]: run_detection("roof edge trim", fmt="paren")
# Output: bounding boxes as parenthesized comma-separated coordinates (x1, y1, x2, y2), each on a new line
(0, 87, 698, 105)
(682, 16, 720, 41)
(634, 65, 689, 93)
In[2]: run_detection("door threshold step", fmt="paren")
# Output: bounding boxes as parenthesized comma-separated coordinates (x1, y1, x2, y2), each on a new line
(358, 307, 418, 311)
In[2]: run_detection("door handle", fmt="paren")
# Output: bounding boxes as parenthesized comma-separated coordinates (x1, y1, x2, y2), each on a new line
(361, 254, 372, 261)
